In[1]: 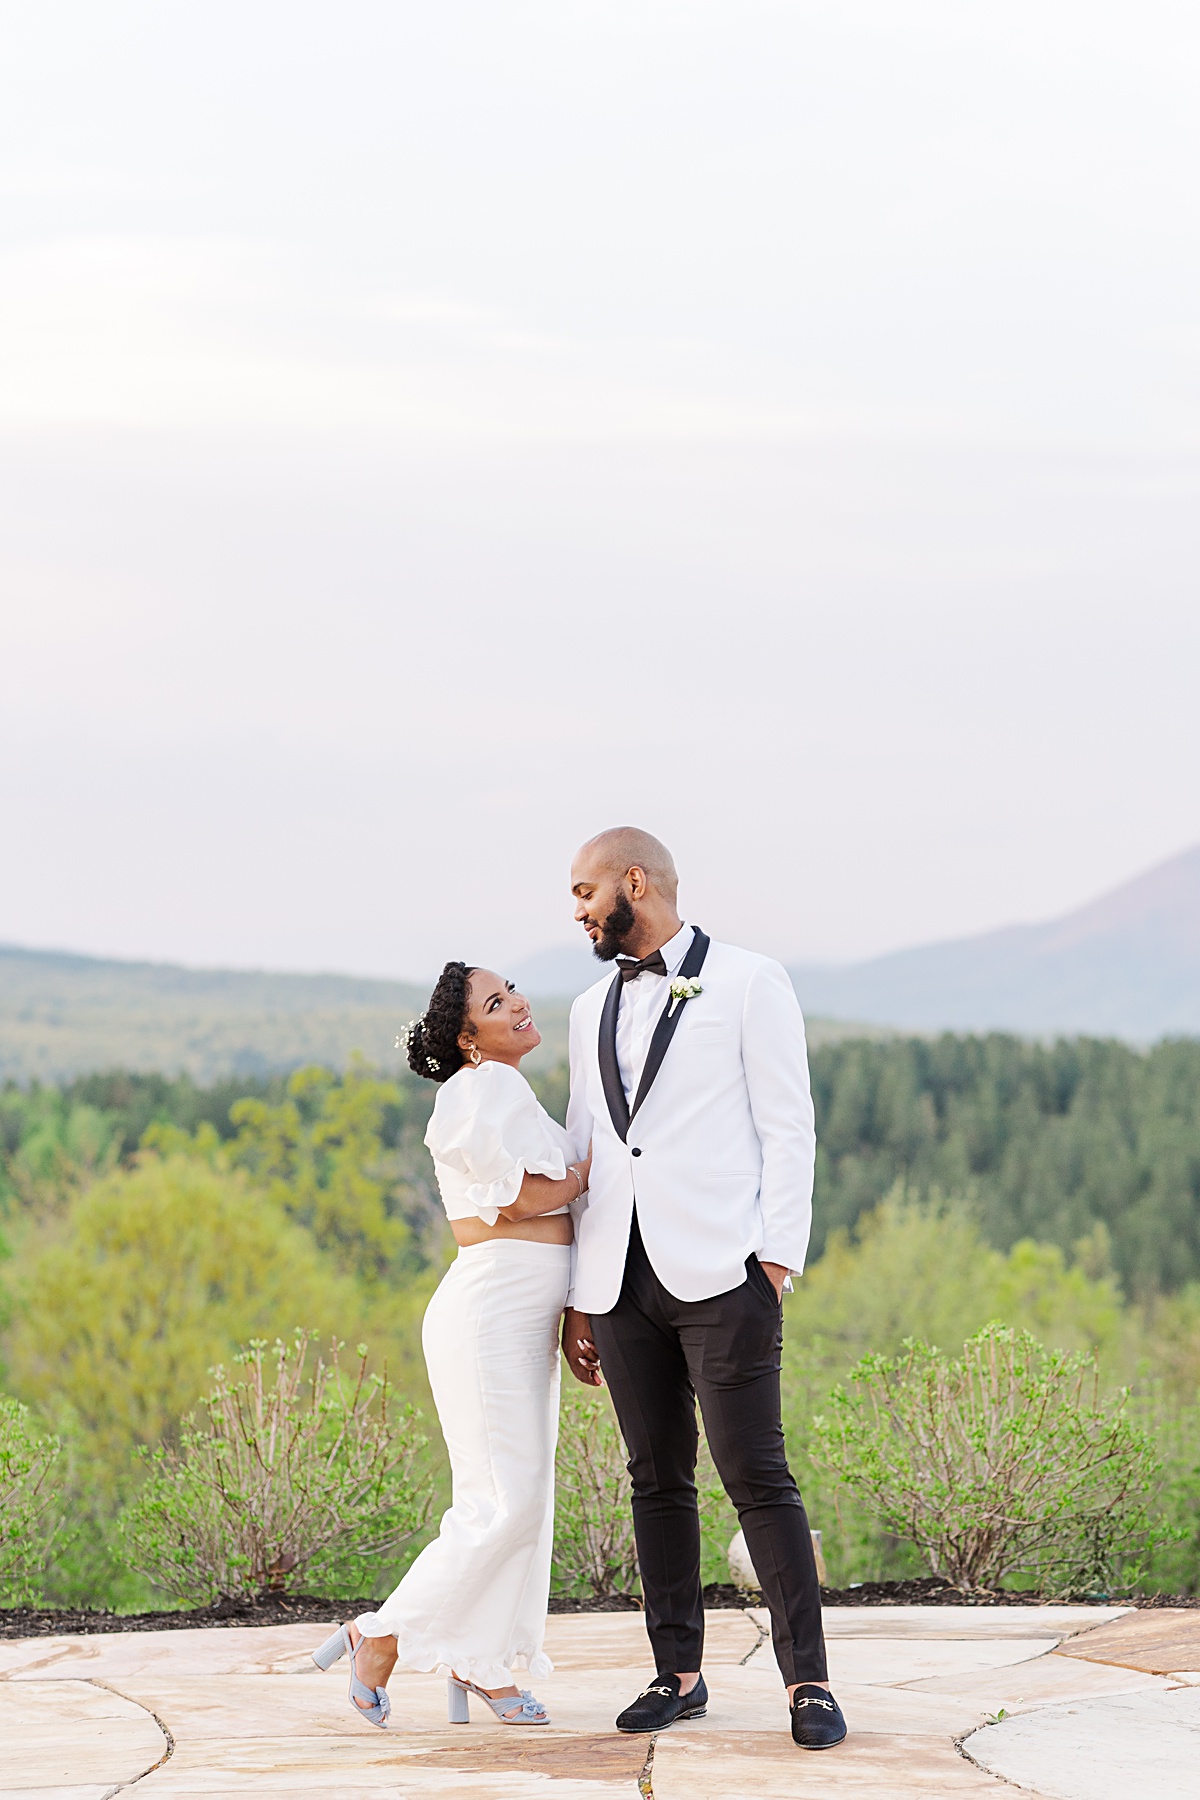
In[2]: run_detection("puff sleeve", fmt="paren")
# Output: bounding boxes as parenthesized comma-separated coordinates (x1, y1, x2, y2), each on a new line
(424, 1063, 568, 1225)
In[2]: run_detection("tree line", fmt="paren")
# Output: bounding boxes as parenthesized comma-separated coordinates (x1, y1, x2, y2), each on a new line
(807, 1033, 1200, 1293)
(12, 1031, 1196, 1292)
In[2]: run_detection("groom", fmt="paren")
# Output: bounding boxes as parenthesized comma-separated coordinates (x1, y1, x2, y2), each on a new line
(562, 827, 845, 1750)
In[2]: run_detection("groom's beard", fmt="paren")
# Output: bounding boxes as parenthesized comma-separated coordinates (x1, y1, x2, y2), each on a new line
(592, 891, 637, 962)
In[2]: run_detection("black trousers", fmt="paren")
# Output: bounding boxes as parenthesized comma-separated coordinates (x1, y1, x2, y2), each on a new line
(589, 1213, 828, 1686)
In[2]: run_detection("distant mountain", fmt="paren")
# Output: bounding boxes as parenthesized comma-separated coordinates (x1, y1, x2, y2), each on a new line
(789, 844, 1200, 1039)
(0, 945, 571, 1083)
(8, 842, 1192, 1084)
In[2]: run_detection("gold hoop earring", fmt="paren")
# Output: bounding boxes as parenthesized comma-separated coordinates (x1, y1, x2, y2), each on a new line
(469, 1045, 482, 1067)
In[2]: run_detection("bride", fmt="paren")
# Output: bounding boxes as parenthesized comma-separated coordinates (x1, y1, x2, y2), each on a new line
(311, 961, 588, 1728)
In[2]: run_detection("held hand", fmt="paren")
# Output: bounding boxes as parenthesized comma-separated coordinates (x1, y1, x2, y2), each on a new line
(562, 1307, 603, 1386)
(758, 1259, 788, 1302)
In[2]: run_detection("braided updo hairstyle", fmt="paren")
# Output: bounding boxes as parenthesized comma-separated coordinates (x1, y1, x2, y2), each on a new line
(405, 961, 479, 1083)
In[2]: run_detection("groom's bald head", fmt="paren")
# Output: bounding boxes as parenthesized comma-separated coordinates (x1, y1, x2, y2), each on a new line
(576, 827, 679, 902)
(571, 827, 683, 962)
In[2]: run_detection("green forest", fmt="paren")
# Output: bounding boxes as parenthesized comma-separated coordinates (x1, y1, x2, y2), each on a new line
(1, 1032, 1198, 1608)
(808, 1035, 1200, 1290)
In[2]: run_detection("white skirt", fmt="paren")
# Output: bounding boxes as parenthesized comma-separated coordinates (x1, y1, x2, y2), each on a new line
(355, 1238, 570, 1688)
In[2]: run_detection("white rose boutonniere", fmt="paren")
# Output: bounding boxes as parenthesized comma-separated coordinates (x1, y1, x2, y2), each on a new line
(668, 977, 703, 1017)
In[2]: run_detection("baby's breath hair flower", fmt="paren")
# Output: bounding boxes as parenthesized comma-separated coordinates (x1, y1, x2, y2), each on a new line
(404, 963, 478, 1084)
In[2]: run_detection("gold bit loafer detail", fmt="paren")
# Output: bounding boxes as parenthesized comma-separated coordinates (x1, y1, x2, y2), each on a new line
(790, 1684, 847, 1749)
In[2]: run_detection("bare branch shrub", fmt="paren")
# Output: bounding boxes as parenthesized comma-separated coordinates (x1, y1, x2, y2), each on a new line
(810, 1323, 1162, 1594)
(552, 1383, 639, 1598)
(552, 1381, 733, 1598)
(120, 1332, 433, 1603)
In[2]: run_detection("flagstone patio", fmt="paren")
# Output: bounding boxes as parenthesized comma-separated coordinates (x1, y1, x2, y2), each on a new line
(1, 1603, 1197, 1799)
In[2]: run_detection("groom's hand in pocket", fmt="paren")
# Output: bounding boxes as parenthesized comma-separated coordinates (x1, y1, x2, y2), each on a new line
(563, 1308, 603, 1386)
(758, 1259, 788, 1302)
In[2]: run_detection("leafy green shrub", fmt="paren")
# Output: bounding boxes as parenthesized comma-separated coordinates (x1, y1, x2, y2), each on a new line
(0, 1396, 61, 1602)
(810, 1323, 1162, 1593)
(1131, 1389, 1200, 1597)
(120, 1333, 433, 1603)
(777, 1194, 1135, 1589)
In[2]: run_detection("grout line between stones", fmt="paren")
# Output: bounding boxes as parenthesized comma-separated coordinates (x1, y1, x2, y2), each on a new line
(739, 1606, 770, 1665)
(955, 1724, 1046, 1794)
(637, 1732, 657, 1797)
(90, 1678, 175, 1794)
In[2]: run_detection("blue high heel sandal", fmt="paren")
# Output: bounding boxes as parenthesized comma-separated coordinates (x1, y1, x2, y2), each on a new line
(311, 1623, 391, 1729)
(448, 1676, 549, 1725)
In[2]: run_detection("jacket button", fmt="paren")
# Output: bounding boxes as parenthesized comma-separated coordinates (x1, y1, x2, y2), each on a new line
(630, 1147, 641, 1156)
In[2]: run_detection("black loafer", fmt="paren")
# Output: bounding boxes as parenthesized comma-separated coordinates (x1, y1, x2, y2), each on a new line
(616, 1673, 709, 1733)
(790, 1684, 846, 1749)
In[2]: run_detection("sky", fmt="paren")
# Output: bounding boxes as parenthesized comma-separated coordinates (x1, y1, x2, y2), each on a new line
(2, 0, 1199, 981)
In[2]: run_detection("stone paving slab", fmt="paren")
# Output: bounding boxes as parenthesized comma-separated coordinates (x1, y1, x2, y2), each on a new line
(965, 1685, 1200, 1800)
(825, 1635, 1063, 1685)
(1, 1791, 119, 1800)
(113, 1660, 857, 1743)
(805, 1605, 1130, 1640)
(0, 1624, 331, 1683)
(0, 1679, 166, 1790)
(542, 1607, 760, 1669)
(1054, 1606, 1200, 1675)
(903, 1648, 1167, 1710)
(0, 1607, 1181, 1799)
(111, 1733, 648, 1797)
(652, 1729, 998, 1798)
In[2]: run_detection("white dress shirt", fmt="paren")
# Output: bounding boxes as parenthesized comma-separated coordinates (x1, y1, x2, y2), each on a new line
(614, 920, 696, 1104)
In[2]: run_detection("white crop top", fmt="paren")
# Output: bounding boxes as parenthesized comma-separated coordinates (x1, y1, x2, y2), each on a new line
(424, 1060, 575, 1227)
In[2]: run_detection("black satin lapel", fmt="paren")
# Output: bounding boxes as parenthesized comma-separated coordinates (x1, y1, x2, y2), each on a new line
(629, 929, 711, 1123)
(598, 972, 630, 1142)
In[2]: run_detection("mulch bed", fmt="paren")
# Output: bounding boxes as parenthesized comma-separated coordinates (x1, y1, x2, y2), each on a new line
(706, 1578, 1199, 1610)
(0, 1593, 372, 1640)
(2, 1579, 1195, 1640)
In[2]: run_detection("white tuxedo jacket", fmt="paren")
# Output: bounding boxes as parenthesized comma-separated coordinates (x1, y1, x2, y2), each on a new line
(566, 931, 816, 1314)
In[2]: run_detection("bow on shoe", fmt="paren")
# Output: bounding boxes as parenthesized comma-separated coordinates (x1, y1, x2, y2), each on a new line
(508, 1690, 549, 1721)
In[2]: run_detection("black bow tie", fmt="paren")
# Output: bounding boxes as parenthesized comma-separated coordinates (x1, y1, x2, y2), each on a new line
(617, 949, 668, 983)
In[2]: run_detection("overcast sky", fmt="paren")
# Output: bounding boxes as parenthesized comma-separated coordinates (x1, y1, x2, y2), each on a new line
(2, 0, 1198, 980)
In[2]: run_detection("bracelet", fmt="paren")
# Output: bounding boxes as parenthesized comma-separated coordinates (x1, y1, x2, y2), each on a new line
(568, 1165, 584, 1200)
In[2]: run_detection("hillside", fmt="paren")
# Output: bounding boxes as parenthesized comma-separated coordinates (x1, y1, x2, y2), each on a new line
(0, 945, 571, 1084)
(0, 942, 872, 1084)
(789, 843, 1200, 1039)
(0, 945, 428, 1083)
